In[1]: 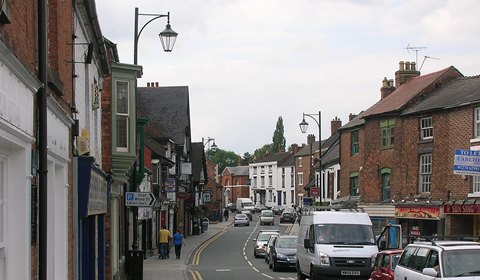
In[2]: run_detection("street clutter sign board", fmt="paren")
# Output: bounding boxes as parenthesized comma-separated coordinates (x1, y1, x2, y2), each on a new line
(126, 192, 155, 207)
(454, 149, 480, 175)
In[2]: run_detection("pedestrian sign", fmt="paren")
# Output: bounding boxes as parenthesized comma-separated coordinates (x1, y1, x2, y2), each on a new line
(454, 149, 480, 176)
(125, 192, 156, 207)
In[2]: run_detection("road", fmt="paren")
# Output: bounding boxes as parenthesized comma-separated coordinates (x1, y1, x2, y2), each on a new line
(187, 212, 298, 280)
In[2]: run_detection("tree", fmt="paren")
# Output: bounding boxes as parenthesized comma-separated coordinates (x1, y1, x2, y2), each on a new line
(209, 148, 241, 173)
(241, 152, 253, 165)
(271, 116, 286, 153)
(253, 144, 272, 160)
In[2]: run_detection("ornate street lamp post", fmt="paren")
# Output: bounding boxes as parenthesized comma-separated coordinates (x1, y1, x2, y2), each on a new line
(299, 111, 322, 205)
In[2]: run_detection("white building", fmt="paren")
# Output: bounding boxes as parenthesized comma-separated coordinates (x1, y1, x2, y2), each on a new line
(250, 152, 296, 209)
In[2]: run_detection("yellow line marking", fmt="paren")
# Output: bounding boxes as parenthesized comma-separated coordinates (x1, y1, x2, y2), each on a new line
(187, 269, 203, 280)
(192, 230, 226, 265)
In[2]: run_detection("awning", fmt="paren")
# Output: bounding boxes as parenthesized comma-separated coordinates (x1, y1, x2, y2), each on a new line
(303, 179, 315, 191)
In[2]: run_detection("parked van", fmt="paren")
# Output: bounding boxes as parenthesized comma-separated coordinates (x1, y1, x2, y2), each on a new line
(236, 198, 254, 212)
(296, 209, 384, 280)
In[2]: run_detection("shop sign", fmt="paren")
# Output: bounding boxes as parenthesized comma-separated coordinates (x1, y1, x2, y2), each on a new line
(163, 177, 177, 192)
(87, 170, 108, 215)
(454, 149, 480, 175)
(444, 204, 480, 214)
(310, 187, 320, 197)
(395, 206, 440, 220)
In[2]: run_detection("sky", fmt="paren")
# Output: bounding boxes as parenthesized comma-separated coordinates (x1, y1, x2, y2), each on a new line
(96, 0, 480, 155)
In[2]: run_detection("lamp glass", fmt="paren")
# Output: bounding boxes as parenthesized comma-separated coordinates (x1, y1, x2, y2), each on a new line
(210, 143, 218, 152)
(159, 24, 178, 52)
(299, 119, 309, 133)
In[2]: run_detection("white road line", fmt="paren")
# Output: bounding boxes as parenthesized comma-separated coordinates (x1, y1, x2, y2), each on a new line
(247, 261, 252, 266)
(215, 269, 232, 272)
(261, 273, 274, 279)
(252, 267, 259, 272)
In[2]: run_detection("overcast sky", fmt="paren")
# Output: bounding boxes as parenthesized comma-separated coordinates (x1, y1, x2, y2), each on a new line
(96, 0, 480, 155)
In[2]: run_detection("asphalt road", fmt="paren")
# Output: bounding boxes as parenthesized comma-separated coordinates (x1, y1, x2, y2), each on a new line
(188, 213, 298, 280)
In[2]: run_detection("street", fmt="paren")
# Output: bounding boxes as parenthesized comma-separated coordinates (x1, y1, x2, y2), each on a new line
(187, 213, 297, 280)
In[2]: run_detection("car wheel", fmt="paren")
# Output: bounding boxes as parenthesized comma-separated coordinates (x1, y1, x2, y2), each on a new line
(310, 265, 319, 280)
(296, 262, 306, 280)
(254, 251, 257, 258)
(247, 223, 250, 226)
(269, 261, 273, 269)
(272, 260, 279, 271)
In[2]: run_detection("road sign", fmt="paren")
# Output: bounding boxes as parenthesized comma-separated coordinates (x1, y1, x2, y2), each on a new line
(125, 192, 156, 207)
(453, 149, 480, 176)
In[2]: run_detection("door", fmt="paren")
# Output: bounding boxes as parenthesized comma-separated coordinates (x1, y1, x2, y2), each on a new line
(277, 191, 282, 205)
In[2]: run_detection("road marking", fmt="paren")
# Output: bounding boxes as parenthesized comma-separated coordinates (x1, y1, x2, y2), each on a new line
(247, 261, 252, 266)
(188, 270, 202, 280)
(252, 267, 259, 272)
(215, 269, 232, 272)
(261, 273, 274, 279)
(191, 230, 226, 265)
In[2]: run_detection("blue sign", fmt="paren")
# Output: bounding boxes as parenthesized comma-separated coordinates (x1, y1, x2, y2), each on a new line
(454, 149, 480, 175)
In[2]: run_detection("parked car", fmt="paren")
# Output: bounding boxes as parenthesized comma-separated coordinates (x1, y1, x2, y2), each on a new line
(253, 230, 280, 258)
(260, 210, 275, 225)
(269, 235, 298, 271)
(370, 249, 403, 280)
(280, 207, 296, 223)
(271, 205, 284, 215)
(395, 241, 480, 280)
(233, 213, 250, 227)
(241, 210, 253, 221)
(265, 235, 277, 264)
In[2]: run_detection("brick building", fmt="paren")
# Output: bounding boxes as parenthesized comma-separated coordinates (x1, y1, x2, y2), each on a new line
(221, 166, 250, 210)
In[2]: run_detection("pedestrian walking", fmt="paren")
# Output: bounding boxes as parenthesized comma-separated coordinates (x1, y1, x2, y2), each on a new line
(224, 209, 229, 221)
(158, 226, 171, 259)
(172, 230, 185, 259)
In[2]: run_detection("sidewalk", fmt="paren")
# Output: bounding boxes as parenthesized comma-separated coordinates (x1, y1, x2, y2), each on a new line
(143, 219, 232, 280)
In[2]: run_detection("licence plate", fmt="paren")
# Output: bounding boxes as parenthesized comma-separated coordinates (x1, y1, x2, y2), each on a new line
(341, 271, 360, 276)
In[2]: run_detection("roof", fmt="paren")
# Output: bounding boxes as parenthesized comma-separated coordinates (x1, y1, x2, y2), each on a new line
(294, 141, 320, 157)
(224, 166, 249, 176)
(338, 111, 366, 131)
(254, 151, 293, 164)
(278, 153, 295, 167)
(402, 75, 480, 115)
(191, 142, 206, 183)
(362, 66, 462, 118)
(137, 86, 190, 145)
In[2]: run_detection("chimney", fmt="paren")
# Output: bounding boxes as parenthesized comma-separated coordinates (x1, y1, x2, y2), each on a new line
(380, 77, 396, 99)
(147, 82, 151, 87)
(395, 61, 420, 87)
(307, 134, 315, 145)
(331, 117, 342, 135)
(290, 144, 301, 154)
(155, 82, 159, 87)
(349, 113, 358, 121)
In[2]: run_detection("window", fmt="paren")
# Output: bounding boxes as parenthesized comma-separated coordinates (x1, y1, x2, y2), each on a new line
(0, 0, 11, 24)
(291, 190, 294, 203)
(380, 119, 395, 148)
(298, 158, 302, 167)
(116, 81, 129, 151)
(260, 166, 265, 174)
(298, 173, 303, 185)
(419, 154, 432, 193)
(475, 107, 480, 138)
(473, 176, 480, 193)
(0, 157, 5, 246)
(350, 173, 358, 196)
(268, 190, 273, 202)
(253, 167, 257, 175)
(420, 117, 433, 140)
(282, 175, 285, 188)
(261, 176, 265, 187)
(380, 168, 391, 201)
(283, 192, 286, 204)
(268, 165, 272, 173)
(282, 168, 285, 174)
(253, 177, 257, 188)
(268, 175, 272, 187)
(351, 130, 359, 155)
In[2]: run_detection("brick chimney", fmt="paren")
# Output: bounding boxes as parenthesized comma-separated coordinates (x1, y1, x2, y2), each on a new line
(395, 61, 420, 87)
(380, 77, 396, 99)
(349, 113, 358, 121)
(290, 144, 302, 154)
(307, 134, 315, 145)
(331, 117, 342, 135)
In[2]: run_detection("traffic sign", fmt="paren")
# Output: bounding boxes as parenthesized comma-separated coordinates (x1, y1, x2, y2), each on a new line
(454, 149, 480, 176)
(125, 192, 156, 207)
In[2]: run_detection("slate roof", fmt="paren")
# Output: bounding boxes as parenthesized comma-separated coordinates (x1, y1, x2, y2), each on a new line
(401, 75, 480, 115)
(278, 154, 295, 167)
(191, 142, 206, 183)
(224, 166, 249, 176)
(254, 151, 292, 164)
(362, 66, 461, 118)
(294, 141, 320, 157)
(137, 86, 190, 145)
(338, 111, 365, 131)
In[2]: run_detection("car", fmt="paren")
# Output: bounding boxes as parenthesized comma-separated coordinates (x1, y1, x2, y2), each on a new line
(395, 240, 480, 280)
(254, 204, 268, 213)
(260, 210, 275, 225)
(253, 230, 280, 258)
(233, 214, 250, 227)
(265, 235, 277, 264)
(279, 207, 296, 223)
(269, 235, 298, 271)
(241, 210, 253, 221)
(271, 205, 284, 215)
(370, 249, 403, 280)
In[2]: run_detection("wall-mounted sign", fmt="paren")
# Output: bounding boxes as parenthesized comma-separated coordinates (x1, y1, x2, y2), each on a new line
(163, 177, 177, 193)
(395, 206, 440, 220)
(125, 192, 156, 207)
(454, 149, 480, 176)
(444, 204, 480, 214)
(92, 83, 100, 110)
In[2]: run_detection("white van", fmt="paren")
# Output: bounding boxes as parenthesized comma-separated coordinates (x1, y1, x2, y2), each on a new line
(236, 198, 254, 212)
(296, 210, 379, 280)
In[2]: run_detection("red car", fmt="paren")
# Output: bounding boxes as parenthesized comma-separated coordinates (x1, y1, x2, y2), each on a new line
(370, 249, 403, 280)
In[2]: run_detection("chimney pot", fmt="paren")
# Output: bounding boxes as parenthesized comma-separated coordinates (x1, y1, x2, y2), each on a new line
(349, 113, 358, 121)
(155, 82, 159, 87)
(307, 134, 315, 145)
(399, 61, 405, 71)
(147, 82, 150, 87)
(330, 117, 342, 135)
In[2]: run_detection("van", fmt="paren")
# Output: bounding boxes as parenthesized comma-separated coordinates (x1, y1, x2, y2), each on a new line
(236, 198, 254, 212)
(296, 209, 389, 280)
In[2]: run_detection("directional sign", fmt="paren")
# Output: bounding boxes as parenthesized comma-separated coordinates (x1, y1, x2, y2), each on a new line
(125, 192, 156, 207)
(454, 149, 480, 176)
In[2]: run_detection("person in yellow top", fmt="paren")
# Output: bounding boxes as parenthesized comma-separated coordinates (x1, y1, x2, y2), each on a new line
(159, 226, 171, 259)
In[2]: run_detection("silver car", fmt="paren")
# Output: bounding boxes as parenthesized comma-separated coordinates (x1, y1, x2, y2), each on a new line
(233, 214, 250, 227)
(260, 210, 274, 225)
(253, 230, 279, 258)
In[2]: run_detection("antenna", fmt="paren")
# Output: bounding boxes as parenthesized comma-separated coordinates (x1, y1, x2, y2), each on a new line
(419, 55, 441, 71)
(405, 43, 427, 66)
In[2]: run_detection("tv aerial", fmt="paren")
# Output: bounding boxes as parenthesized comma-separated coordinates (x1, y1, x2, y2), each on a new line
(419, 55, 441, 71)
(405, 43, 427, 66)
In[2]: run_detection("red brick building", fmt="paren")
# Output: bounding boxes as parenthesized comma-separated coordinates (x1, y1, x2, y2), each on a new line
(221, 166, 250, 211)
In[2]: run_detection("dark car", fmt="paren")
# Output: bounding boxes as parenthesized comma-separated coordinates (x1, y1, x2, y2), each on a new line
(279, 207, 296, 223)
(268, 235, 297, 271)
(370, 249, 403, 280)
(271, 205, 284, 215)
(241, 210, 253, 221)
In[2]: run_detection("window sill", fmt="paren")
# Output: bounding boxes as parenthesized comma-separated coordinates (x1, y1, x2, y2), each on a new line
(470, 138, 480, 144)
(467, 193, 480, 198)
(418, 138, 433, 144)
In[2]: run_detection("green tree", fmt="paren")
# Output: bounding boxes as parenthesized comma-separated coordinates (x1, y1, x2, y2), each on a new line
(241, 152, 253, 165)
(210, 148, 241, 173)
(253, 144, 272, 160)
(271, 116, 286, 153)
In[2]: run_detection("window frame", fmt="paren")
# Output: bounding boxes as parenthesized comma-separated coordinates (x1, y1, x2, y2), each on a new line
(0, 156, 6, 248)
(298, 173, 304, 186)
(351, 130, 359, 155)
(473, 175, 480, 194)
(350, 173, 359, 196)
(475, 107, 480, 138)
(380, 168, 391, 201)
(419, 154, 432, 193)
(420, 117, 433, 140)
(115, 80, 130, 152)
(380, 119, 395, 149)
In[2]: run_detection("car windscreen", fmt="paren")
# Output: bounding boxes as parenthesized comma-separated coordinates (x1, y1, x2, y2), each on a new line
(259, 233, 277, 241)
(442, 249, 480, 277)
(314, 224, 375, 245)
(262, 211, 274, 217)
(277, 238, 297, 248)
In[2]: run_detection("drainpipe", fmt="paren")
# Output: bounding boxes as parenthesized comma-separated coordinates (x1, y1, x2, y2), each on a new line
(38, 0, 48, 279)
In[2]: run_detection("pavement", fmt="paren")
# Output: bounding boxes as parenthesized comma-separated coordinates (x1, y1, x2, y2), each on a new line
(142, 218, 300, 280)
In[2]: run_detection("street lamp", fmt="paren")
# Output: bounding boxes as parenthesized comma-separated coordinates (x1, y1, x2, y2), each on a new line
(299, 111, 322, 205)
(134, 7, 178, 65)
(202, 137, 218, 152)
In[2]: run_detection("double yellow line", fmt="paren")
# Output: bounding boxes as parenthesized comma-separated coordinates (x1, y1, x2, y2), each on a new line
(188, 269, 202, 280)
(188, 229, 227, 280)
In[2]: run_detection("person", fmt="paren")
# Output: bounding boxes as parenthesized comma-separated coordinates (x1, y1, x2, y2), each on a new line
(224, 209, 229, 221)
(172, 230, 185, 259)
(159, 226, 171, 259)
(317, 226, 334, 243)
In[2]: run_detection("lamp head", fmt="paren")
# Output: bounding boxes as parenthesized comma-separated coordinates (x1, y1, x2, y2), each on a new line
(159, 13, 178, 52)
(299, 117, 309, 133)
(210, 142, 218, 152)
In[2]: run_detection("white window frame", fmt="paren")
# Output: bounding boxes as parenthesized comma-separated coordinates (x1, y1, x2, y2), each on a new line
(282, 175, 285, 188)
(253, 177, 257, 188)
(475, 107, 480, 138)
(0, 156, 6, 248)
(268, 175, 272, 187)
(116, 80, 130, 152)
(260, 166, 265, 174)
(473, 176, 480, 193)
(419, 154, 432, 193)
(298, 173, 304, 185)
(420, 117, 433, 140)
(268, 165, 272, 174)
(298, 158, 303, 168)
(261, 176, 265, 187)
(268, 190, 273, 202)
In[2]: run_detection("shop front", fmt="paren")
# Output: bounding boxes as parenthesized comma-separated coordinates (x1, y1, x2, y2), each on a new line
(443, 200, 480, 241)
(395, 204, 442, 244)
